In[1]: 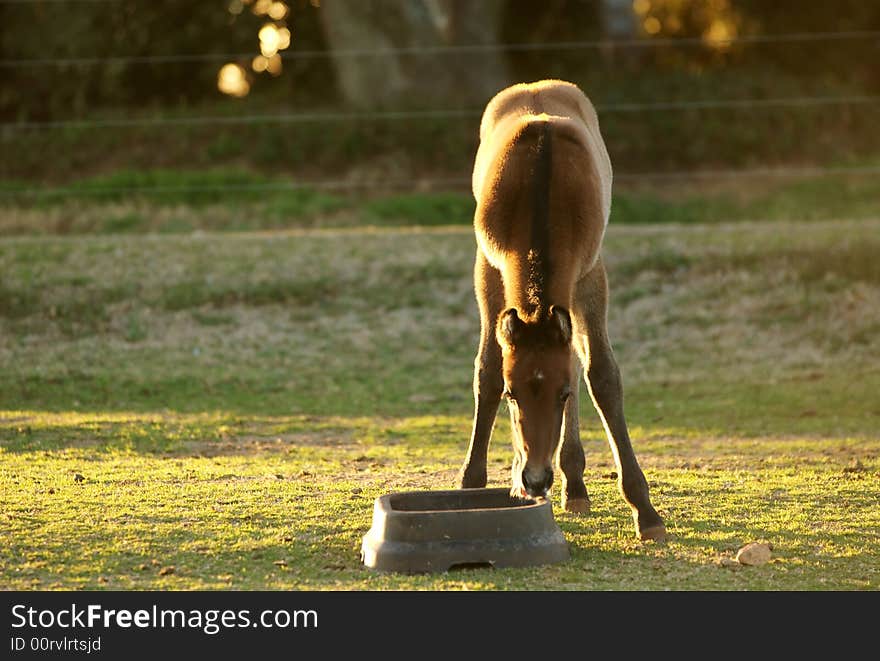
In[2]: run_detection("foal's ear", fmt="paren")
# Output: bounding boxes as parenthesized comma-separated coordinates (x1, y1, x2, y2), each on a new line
(496, 308, 524, 349)
(548, 305, 572, 345)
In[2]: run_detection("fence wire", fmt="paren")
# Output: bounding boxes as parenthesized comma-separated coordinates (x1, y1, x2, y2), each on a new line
(2, 29, 879, 68)
(3, 166, 880, 200)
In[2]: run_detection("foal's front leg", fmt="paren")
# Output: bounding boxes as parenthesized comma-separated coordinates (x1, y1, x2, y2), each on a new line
(458, 337, 503, 488)
(576, 261, 666, 541)
(458, 253, 505, 489)
(558, 355, 590, 513)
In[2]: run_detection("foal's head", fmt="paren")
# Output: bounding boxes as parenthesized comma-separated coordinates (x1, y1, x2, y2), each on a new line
(496, 306, 573, 498)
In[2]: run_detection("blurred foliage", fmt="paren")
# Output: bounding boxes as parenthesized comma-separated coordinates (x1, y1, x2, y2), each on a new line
(503, 0, 880, 85)
(1, 0, 879, 184)
(0, 0, 334, 120)
(3, 67, 878, 184)
(2, 0, 879, 121)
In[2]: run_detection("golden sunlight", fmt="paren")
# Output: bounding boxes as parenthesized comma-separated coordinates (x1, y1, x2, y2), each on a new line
(252, 0, 272, 16)
(265, 53, 283, 76)
(634, 0, 742, 48)
(259, 23, 281, 57)
(258, 23, 291, 60)
(643, 16, 662, 35)
(251, 55, 268, 73)
(268, 2, 289, 21)
(217, 63, 250, 97)
(633, 0, 651, 17)
(703, 18, 736, 50)
(277, 26, 291, 50)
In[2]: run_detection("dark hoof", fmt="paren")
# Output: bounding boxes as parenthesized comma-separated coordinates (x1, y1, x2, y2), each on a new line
(637, 521, 667, 542)
(458, 466, 487, 489)
(562, 495, 591, 514)
(632, 505, 666, 541)
(633, 513, 666, 542)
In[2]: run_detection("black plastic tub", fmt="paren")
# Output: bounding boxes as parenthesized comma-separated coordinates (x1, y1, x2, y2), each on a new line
(361, 487, 569, 573)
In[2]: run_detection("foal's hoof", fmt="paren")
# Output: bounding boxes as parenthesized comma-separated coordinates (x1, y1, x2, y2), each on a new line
(457, 467, 487, 490)
(562, 496, 591, 514)
(637, 523, 668, 542)
(509, 485, 528, 500)
(633, 507, 667, 542)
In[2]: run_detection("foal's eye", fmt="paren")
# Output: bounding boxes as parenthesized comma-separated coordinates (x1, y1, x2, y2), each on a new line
(560, 389, 572, 403)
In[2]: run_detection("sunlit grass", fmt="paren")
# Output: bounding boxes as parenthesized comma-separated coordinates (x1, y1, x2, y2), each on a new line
(2, 411, 878, 590)
(1, 220, 879, 590)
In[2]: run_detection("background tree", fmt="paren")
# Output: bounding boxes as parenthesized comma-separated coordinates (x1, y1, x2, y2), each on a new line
(318, 0, 509, 108)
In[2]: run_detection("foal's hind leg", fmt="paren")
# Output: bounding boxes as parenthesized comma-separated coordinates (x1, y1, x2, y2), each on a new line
(558, 355, 590, 513)
(458, 252, 505, 489)
(574, 259, 666, 541)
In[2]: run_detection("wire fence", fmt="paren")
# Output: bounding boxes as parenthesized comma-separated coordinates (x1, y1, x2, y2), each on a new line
(3, 165, 880, 200)
(2, 23, 879, 201)
(3, 94, 879, 131)
(2, 29, 879, 68)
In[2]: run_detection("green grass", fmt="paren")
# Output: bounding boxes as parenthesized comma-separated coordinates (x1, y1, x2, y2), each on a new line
(1, 219, 879, 590)
(614, 171, 880, 225)
(2, 166, 879, 236)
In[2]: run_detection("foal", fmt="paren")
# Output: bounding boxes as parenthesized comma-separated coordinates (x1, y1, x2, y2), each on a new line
(458, 80, 666, 541)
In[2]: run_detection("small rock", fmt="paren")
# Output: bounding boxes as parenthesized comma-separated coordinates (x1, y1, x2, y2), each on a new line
(350, 487, 363, 494)
(158, 566, 175, 576)
(717, 557, 739, 568)
(73, 473, 85, 483)
(273, 560, 288, 568)
(735, 542, 772, 566)
(136, 563, 148, 571)
(47, 488, 55, 494)
(97, 576, 109, 583)
(274, 474, 285, 480)
(281, 536, 293, 543)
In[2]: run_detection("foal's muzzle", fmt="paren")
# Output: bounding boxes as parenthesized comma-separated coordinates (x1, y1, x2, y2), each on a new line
(522, 467, 554, 498)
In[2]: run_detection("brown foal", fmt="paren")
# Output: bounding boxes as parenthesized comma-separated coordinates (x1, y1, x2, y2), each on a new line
(458, 79, 666, 541)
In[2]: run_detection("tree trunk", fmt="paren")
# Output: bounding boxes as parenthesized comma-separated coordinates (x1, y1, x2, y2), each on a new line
(446, 0, 509, 102)
(600, 0, 638, 38)
(319, 0, 509, 108)
(599, 0, 640, 66)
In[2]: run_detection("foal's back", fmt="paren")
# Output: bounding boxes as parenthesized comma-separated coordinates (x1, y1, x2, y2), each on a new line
(471, 80, 613, 288)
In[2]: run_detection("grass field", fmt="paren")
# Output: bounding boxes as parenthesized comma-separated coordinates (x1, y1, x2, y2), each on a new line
(1, 209, 879, 590)
(3, 166, 880, 234)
